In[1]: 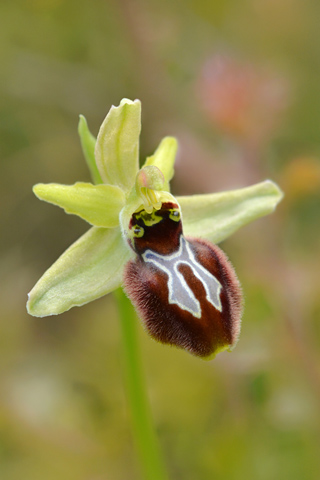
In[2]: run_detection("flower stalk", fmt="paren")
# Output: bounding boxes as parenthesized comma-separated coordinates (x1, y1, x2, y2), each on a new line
(115, 288, 168, 480)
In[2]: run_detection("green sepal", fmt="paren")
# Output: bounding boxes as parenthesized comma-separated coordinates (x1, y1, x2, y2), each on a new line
(78, 115, 103, 185)
(33, 182, 125, 228)
(95, 99, 141, 191)
(144, 136, 177, 191)
(27, 226, 133, 317)
(177, 180, 284, 244)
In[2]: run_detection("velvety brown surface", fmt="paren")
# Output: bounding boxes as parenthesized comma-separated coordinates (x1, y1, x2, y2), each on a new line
(124, 237, 242, 358)
(128, 202, 181, 255)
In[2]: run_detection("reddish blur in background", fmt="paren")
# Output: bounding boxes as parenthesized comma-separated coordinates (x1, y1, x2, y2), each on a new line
(1, 1, 320, 479)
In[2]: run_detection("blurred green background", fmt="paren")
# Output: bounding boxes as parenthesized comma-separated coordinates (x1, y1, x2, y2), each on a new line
(1, 1, 320, 479)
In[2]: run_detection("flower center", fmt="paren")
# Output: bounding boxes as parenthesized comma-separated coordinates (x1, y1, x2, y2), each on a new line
(138, 187, 162, 214)
(135, 165, 165, 214)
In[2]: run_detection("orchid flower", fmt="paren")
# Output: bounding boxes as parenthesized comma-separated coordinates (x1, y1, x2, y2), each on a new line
(27, 98, 283, 359)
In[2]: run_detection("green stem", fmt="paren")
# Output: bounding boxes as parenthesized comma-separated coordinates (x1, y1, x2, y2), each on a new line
(114, 288, 168, 480)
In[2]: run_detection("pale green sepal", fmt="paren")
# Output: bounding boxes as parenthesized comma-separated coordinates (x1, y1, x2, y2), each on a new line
(33, 182, 125, 228)
(78, 115, 103, 185)
(178, 180, 284, 244)
(27, 226, 134, 317)
(95, 99, 141, 191)
(144, 136, 177, 191)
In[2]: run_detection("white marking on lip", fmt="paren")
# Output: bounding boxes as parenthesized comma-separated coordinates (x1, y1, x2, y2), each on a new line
(142, 236, 222, 317)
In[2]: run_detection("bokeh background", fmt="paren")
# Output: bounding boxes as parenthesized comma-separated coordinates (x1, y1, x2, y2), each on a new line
(1, 1, 320, 479)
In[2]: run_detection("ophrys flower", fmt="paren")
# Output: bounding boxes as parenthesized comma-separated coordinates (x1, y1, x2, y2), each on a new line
(27, 99, 283, 359)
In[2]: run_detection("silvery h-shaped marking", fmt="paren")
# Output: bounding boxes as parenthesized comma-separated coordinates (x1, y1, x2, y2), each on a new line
(142, 236, 222, 318)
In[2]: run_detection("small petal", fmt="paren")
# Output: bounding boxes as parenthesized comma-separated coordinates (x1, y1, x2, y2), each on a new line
(78, 115, 103, 185)
(144, 137, 178, 191)
(177, 180, 284, 243)
(95, 98, 141, 191)
(27, 227, 133, 317)
(33, 182, 125, 228)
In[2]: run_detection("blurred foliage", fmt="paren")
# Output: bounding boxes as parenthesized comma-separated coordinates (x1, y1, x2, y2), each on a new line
(1, 0, 320, 479)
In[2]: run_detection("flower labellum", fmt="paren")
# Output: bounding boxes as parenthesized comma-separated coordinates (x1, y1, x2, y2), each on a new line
(123, 201, 242, 359)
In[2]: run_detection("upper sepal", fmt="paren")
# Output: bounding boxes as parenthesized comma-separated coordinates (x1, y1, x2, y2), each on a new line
(95, 99, 141, 191)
